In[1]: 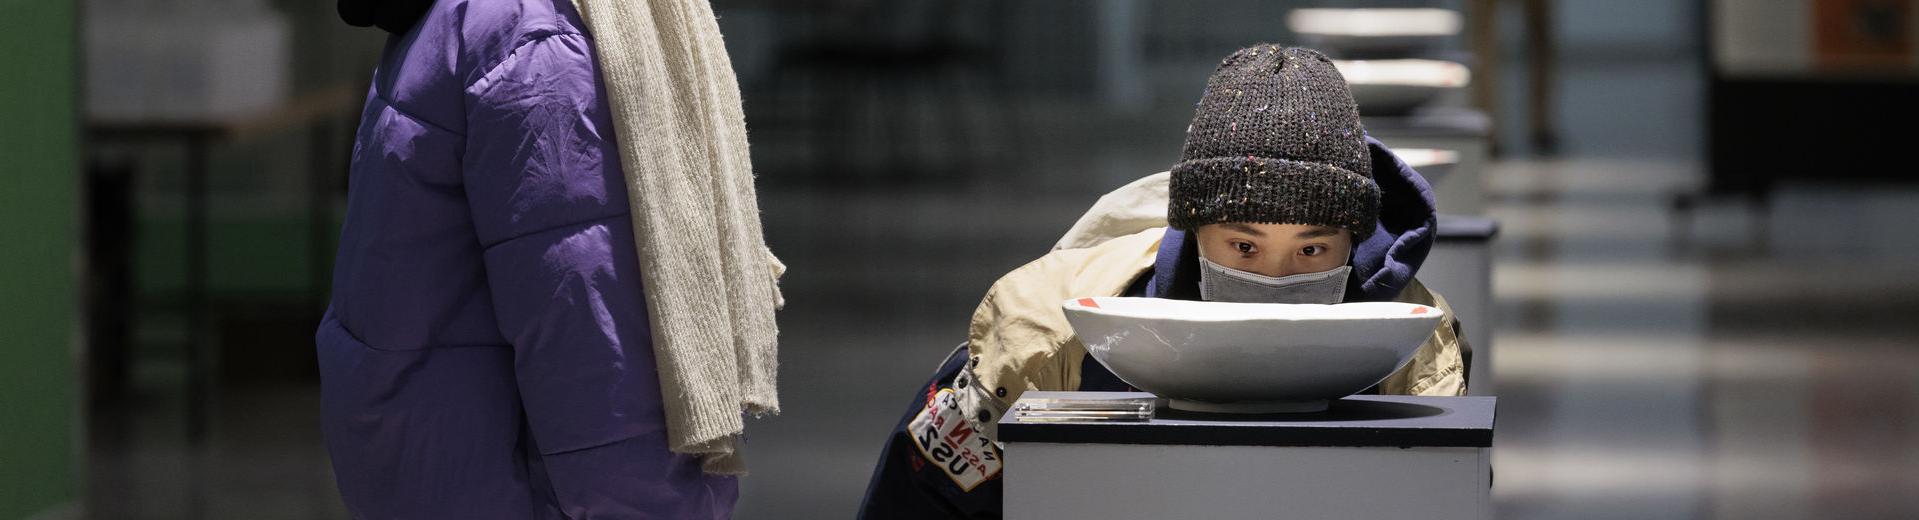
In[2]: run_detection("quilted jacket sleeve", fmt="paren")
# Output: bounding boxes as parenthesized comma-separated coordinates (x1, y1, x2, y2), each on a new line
(460, 31, 736, 518)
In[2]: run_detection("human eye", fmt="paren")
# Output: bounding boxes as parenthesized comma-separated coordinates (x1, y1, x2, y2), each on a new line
(1233, 241, 1257, 256)
(1299, 245, 1326, 257)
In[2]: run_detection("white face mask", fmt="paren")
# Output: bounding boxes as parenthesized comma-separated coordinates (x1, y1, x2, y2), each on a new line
(1197, 256, 1350, 304)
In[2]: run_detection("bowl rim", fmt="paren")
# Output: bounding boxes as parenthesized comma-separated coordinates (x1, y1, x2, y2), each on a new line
(1286, 7, 1463, 37)
(1062, 297, 1444, 324)
(1332, 59, 1472, 88)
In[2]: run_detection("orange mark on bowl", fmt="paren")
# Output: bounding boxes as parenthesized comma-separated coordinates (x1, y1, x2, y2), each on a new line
(1411, 307, 1430, 315)
(1078, 298, 1100, 309)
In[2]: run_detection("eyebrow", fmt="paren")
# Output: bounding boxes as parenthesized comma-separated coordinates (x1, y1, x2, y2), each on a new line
(1220, 222, 1267, 237)
(1294, 226, 1343, 239)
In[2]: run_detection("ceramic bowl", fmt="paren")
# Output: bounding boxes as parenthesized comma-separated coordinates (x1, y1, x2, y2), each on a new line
(1392, 148, 1460, 185)
(1287, 8, 1462, 55)
(1332, 59, 1472, 116)
(1062, 297, 1444, 413)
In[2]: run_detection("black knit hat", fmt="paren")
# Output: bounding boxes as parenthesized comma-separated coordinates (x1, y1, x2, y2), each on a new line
(1167, 45, 1378, 239)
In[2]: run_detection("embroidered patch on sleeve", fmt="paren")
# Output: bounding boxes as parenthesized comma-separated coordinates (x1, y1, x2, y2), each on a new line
(907, 388, 1003, 491)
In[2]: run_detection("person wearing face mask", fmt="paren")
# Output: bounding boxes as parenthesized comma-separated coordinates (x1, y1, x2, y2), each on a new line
(857, 45, 1468, 519)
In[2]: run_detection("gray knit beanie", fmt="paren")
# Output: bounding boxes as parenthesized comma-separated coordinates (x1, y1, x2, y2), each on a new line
(1168, 45, 1378, 239)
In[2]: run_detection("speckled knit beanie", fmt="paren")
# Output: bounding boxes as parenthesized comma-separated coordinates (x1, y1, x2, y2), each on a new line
(1168, 45, 1378, 238)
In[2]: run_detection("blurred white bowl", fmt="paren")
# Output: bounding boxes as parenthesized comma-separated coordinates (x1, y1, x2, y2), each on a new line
(1063, 297, 1443, 413)
(1392, 148, 1460, 185)
(1288, 8, 1462, 55)
(1288, 8, 1462, 37)
(1333, 59, 1471, 116)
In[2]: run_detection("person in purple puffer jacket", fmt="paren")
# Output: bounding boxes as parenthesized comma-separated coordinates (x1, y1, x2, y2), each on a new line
(319, 0, 736, 517)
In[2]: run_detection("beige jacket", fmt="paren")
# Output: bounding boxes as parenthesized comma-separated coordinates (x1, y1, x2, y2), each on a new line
(949, 173, 1468, 438)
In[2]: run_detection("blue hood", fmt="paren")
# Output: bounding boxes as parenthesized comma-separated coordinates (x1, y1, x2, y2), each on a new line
(1147, 136, 1437, 302)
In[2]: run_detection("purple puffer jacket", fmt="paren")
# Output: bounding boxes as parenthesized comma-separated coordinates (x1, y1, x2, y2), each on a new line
(315, 0, 737, 517)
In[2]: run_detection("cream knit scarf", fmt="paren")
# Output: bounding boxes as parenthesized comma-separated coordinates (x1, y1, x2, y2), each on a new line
(569, 0, 782, 475)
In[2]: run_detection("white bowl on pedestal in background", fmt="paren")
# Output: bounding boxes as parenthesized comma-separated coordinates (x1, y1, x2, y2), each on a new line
(1333, 59, 1472, 116)
(1288, 8, 1462, 56)
(1391, 148, 1460, 185)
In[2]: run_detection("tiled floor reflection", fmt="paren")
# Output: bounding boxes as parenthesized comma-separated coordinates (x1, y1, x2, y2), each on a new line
(1486, 157, 1919, 520)
(87, 380, 348, 520)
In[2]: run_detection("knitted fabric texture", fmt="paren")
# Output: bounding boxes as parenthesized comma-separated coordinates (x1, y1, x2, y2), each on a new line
(1167, 45, 1379, 238)
(570, 0, 784, 475)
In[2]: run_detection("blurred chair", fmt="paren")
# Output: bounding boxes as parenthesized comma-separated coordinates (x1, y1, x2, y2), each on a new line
(84, 159, 137, 407)
(83, 85, 360, 443)
(1424, 214, 1499, 395)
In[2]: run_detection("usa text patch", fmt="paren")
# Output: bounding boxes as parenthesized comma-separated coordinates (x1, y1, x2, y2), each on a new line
(907, 388, 1002, 491)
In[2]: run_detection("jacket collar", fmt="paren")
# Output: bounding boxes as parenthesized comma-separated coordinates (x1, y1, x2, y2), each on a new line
(338, 0, 434, 35)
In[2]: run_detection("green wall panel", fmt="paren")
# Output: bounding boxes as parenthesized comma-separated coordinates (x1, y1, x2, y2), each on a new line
(0, 0, 80, 516)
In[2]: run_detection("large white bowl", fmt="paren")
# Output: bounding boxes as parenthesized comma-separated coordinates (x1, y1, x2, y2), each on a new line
(1063, 297, 1444, 413)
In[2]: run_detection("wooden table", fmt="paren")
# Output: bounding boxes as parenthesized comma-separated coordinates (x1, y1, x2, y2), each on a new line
(84, 85, 362, 443)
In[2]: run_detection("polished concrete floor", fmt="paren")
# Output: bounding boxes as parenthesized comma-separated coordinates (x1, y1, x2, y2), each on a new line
(1484, 57, 1919, 520)
(1485, 158, 1919, 520)
(82, 51, 1919, 519)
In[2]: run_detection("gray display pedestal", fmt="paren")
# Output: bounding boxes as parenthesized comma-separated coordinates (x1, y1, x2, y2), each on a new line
(1425, 214, 1500, 395)
(999, 392, 1495, 520)
(1369, 108, 1492, 216)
